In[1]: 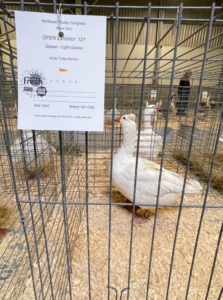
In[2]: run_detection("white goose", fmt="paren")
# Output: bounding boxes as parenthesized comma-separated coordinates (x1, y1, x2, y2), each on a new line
(156, 94, 177, 117)
(134, 103, 163, 160)
(104, 98, 120, 125)
(198, 93, 211, 117)
(156, 100, 162, 109)
(111, 114, 202, 224)
(11, 131, 56, 180)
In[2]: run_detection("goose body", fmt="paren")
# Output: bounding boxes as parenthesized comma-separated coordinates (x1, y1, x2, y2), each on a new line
(134, 104, 162, 160)
(111, 114, 202, 222)
(11, 131, 56, 179)
(112, 154, 202, 208)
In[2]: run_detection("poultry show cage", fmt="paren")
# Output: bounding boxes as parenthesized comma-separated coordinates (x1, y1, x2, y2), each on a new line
(0, 1, 223, 299)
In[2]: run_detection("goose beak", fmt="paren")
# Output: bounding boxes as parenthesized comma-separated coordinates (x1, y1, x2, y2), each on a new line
(115, 116, 121, 122)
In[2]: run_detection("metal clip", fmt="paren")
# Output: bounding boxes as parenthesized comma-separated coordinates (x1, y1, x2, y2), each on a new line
(57, 3, 64, 37)
(35, 0, 44, 13)
(20, 216, 25, 223)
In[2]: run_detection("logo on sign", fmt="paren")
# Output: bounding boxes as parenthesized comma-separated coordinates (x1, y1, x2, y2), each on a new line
(23, 86, 33, 92)
(37, 86, 47, 97)
(24, 74, 43, 86)
(19, 69, 47, 98)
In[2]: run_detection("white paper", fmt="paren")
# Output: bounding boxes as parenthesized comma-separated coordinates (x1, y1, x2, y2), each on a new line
(15, 11, 106, 131)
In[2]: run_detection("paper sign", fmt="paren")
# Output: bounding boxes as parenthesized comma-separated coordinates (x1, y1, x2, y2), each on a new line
(15, 11, 106, 131)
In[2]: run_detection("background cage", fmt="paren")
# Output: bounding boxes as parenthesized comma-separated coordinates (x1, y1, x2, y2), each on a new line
(0, 1, 223, 299)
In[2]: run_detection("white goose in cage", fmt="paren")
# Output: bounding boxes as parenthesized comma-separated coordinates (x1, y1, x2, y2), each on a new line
(155, 94, 177, 117)
(134, 103, 163, 160)
(104, 98, 120, 125)
(111, 114, 202, 224)
(198, 93, 211, 117)
(11, 131, 56, 180)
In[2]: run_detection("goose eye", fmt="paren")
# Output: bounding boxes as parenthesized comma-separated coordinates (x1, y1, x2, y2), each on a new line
(123, 117, 126, 119)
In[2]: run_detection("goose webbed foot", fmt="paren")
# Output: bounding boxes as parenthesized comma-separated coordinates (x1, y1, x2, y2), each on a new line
(123, 199, 150, 224)
(123, 198, 141, 212)
(133, 214, 150, 224)
(134, 209, 150, 224)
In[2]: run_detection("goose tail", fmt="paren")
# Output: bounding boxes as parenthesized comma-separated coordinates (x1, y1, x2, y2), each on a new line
(185, 179, 202, 193)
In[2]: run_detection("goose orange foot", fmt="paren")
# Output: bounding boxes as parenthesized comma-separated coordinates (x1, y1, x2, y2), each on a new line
(28, 173, 51, 180)
(134, 211, 150, 224)
(0, 229, 9, 240)
(123, 199, 150, 224)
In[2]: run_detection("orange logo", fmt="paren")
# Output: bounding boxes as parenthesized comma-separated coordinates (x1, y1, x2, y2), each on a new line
(59, 68, 68, 72)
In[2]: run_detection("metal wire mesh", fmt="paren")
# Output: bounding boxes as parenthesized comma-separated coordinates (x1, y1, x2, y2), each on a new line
(0, 1, 223, 300)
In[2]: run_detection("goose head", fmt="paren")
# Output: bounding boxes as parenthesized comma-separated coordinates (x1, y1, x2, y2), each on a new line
(155, 100, 162, 108)
(115, 114, 137, 155)
(171, 93, 176, 100)
(115, 114, 136, 128)
(143, 104, 158, 127)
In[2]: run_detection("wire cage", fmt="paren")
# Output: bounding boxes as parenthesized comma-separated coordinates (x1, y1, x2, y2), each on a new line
(0, 1, 223, 300)
(0, 15, 85, 298)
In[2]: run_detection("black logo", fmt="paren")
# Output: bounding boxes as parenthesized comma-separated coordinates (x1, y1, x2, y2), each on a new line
(19, 69, 48, 98)
(23, 86, 33, 92)
(37, 86, 47, 97)
(24, 74, 42, 86)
